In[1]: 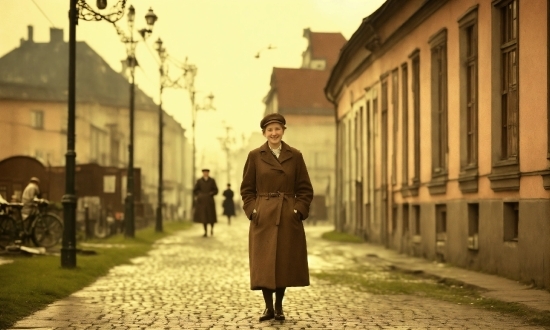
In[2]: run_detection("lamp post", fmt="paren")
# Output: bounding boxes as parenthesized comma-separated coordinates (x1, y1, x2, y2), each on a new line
(153, 37, 169, 233)
(191, 91, 215, 182)
(217, 124, 234, 185)
(113, 5, 157, 238)
(63, 0, 126, 268)
(153, 39, 194, 231)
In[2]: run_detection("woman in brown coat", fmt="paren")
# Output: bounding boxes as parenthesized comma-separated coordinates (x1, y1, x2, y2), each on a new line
(240, 113, 313, 322)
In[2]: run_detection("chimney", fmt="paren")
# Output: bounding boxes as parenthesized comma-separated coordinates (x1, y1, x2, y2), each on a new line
(50, 28, 63, 43)
(27, 25, 34, 42)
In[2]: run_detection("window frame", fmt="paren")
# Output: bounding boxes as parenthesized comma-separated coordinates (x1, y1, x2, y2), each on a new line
(409, 49, 421, 196)
(401, 63, 409, 188)
(488, 0, 521, 191)
(31, 110, 44, 130)
(458, 6, 480, 193)
(428, 28, 449, 195)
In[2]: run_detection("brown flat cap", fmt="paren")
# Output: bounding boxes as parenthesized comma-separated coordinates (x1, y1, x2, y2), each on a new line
(202, 169, 210, 172)
(260, 113, 286, 129)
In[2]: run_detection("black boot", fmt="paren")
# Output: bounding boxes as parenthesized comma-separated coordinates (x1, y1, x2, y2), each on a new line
(259, 308, 274, 322)
(274, 287, 286, 320)
(274, 307, 285, 321)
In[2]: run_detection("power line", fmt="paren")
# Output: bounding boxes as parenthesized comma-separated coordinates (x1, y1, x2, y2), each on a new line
(30, 0, 57, 28)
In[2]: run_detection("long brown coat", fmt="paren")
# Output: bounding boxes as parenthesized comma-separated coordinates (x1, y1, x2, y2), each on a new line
(193, 177, 218, 224)
(240, 141, 313, 290)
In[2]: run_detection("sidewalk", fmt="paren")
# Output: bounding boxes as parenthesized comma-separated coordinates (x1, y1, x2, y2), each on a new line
(306, 223, 550, 313)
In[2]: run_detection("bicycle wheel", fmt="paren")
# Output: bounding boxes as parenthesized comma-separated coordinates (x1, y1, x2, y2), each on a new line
(0, 215, 18, 247)
(31, 214, 63, 248)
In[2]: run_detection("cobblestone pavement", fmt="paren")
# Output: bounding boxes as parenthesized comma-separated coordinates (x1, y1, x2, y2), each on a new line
(10, 216, 545, 330)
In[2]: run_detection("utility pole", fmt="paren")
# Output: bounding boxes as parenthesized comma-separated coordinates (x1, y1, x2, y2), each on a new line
(217, 124, 234, 185)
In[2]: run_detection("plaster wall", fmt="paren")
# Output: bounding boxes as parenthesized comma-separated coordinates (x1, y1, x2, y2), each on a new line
(331, 0, 550, 288)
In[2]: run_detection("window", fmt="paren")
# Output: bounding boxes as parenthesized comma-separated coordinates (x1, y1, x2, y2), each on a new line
(392, 204, 398, 233)
(410, 50, 421, 188)
(31, 110, 44, 129)
(436, 204, 447, 235)
(90, 125, 108, 165)
(402, 203, 409, 234)
(381, 78, 389, 190)
(503, 202, 519, 242)
(500, 1, 519, 160)
(461, 14, 479, 166)
(373, 97, 379, 188)
(458, 7, 479, 193)
(413, 204, 421, 236)
(392, 69, 399, 186)
(489, 0, 520, 191)
(468, 203, 479, 250)
(429, 29, 448, 176)
(402, 63, 409, 187)
(465, 24, 478, 166)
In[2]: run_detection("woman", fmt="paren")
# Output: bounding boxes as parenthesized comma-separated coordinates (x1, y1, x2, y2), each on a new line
(222, 183, 236, 225)
(240, 113, 313, 322)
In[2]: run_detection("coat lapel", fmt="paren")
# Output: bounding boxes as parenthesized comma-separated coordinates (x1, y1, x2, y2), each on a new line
(260, 142, 282, 169)
(278, 141, 293, 164)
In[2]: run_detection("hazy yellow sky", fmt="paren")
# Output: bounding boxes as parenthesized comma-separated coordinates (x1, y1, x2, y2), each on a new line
(0, 0, 385, 154)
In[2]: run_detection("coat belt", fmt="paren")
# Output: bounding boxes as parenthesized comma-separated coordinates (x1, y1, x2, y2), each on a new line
(257, 191, 294, 199)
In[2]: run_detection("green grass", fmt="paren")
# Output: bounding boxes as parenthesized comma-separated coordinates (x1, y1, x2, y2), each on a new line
(321, 230, 365, 243)
(312, 265, 550, 327)
(0, 220, 192, 329)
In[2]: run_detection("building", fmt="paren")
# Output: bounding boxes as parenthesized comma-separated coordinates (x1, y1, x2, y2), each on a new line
(262, 28, 346, 220)
(0, 26, 190, 221)
(325, 0, 550, 289)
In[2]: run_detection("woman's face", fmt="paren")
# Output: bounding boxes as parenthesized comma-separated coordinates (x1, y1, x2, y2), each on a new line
(263, 123, 285, 146)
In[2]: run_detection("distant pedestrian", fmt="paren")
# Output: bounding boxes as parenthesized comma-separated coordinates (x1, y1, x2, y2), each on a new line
(222, 184, 236, 225)
(21, 177, 41, 220)
(240, 113, 314, 322)
(193, 169, 218, 237)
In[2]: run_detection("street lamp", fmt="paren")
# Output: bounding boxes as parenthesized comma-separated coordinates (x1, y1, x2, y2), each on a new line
(62, 0, 127, 268)
(153, 37, 170, 233)
(113, 5, 157, 238)
(151, 46, 202, 230)
(191, 91, 215, 182)
(217, 124, 235, 185)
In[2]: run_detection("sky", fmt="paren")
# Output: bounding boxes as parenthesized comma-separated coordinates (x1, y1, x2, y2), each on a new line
(0, 0, 385, 156)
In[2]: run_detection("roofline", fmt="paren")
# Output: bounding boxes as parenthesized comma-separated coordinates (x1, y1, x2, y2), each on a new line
(325, 0, 448, 103)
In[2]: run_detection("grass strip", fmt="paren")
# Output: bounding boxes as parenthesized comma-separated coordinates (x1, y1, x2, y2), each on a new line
(312, 265, 550, 327)
(0, 220, 192, 329)
(321, 230, 364, 243)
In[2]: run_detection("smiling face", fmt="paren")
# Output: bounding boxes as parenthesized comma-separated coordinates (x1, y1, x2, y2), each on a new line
(263, 122, 285, 148)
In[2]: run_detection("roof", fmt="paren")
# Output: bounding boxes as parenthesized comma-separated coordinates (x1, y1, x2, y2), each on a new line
(269, 67, 334, 116)
(308, 32, 347, 69)
(0, 30, 157, 111)
(325, 0, 447, 102)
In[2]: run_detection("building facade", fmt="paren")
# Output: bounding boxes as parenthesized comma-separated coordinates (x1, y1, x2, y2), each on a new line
(0, 26, 191, 221)
(325, 0, 550, 289)
(263, 28, 346, 221)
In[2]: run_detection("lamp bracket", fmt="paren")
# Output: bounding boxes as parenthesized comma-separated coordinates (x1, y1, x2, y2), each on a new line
(77, 0, 127, 23)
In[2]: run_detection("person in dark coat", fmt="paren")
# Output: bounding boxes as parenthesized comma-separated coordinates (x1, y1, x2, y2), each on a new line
(193, 169, 218, 237)
(240, 113, 314, 322)
(222, 183, 236, 225)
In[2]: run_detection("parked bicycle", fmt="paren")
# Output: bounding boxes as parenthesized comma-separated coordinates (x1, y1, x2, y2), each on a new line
(0, 199, 63, 249)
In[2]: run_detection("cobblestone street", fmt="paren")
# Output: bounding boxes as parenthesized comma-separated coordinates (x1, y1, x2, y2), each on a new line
(10, 216, 546, 329)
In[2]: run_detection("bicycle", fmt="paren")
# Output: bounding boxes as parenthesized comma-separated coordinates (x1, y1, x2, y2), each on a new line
(0, 199, 63, 249)
(0, 203, 18, 248)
